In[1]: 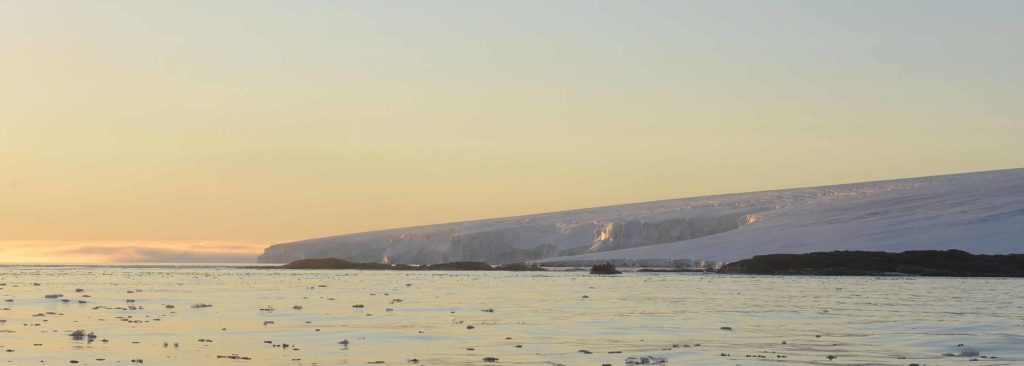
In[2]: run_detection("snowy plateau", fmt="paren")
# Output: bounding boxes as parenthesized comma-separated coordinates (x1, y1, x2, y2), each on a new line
(258, 168, 1024, 266)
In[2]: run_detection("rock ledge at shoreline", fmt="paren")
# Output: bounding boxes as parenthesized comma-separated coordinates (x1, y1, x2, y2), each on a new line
(718, 250, 1024, 277)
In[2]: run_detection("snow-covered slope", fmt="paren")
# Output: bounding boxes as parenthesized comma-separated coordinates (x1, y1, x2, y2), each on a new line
(258, 168, 1024, 265)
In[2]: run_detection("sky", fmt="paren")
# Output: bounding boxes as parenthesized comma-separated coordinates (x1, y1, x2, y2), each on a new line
(1, 1, 1022, 263)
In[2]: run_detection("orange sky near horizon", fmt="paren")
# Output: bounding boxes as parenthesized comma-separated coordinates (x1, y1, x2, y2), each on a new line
(2, 1, 1022, 263)
(0, 240, 268, 264)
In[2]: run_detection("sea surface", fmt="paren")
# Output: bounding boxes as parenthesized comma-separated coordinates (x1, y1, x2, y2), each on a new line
(1, 264, 1022, 365)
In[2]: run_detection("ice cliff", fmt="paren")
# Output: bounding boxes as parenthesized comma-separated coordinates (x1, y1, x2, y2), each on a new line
(258, 168, 1024, 265)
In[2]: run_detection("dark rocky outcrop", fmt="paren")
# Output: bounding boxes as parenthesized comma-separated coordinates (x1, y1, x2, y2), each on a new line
(494, 262, 547, 271)
(590, 262, 621, 275)
(278, 258, 544, 271)
(718, 250, 1024, 277)
(636, 268, 708, 273)
(281, 258, 399, 270)
(420, 261, 495, 271)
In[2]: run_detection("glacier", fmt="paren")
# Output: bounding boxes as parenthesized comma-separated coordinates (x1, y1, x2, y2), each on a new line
(258, 168, 1024, 266)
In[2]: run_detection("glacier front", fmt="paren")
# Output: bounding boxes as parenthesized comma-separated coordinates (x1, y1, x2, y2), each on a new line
(258, 168, 1024, 265)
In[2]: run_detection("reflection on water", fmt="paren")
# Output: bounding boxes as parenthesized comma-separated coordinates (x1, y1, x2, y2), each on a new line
(0, 265, 1022, 365)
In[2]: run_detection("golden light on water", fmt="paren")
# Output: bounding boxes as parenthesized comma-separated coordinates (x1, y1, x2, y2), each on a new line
(0, 3, 1021, 365)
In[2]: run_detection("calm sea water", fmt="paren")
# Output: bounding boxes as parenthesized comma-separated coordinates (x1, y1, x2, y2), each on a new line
(1, 264, 1022, 365)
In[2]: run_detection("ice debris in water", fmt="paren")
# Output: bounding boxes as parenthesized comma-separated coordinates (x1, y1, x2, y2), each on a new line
(625, 356, 667, 364)
(943, 346, 981, 357)
(69, 330, 97, 341)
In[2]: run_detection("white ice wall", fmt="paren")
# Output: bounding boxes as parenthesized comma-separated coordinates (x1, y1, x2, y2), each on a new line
(259, 168, 1024, 265)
